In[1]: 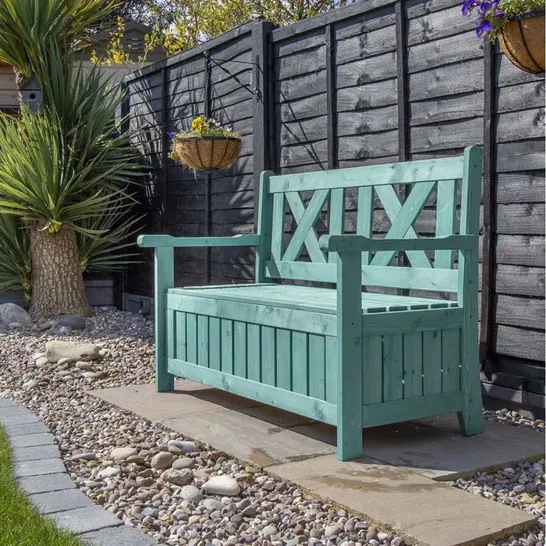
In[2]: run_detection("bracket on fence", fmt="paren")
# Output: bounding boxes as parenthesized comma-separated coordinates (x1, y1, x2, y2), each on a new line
(206, 56, 262, 99)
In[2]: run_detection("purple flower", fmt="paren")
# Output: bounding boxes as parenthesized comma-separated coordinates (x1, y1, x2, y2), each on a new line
(167, 131, 177, 140)
(462, 0, 476, 16)
(476, 19, 492, 36)
(493, 8, 504, 17)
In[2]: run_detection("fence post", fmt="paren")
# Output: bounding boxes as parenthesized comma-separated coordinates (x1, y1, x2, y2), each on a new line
(252, 21, 276, 227)
(479, 41, 497, 374)
(204, 52, 212, 284)
(160, 67, 169, 233)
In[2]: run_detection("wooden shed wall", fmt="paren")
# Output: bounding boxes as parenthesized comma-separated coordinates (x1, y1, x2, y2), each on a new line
(122, 0, 545, 409)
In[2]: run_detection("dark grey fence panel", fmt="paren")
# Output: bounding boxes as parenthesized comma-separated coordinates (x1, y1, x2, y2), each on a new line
(122, 5, 545, 409)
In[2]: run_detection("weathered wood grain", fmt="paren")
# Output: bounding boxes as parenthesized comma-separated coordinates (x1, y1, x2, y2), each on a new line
(410, 92, 483, 126)
(337, 106, 399, 135)
(335, 25, 397, 65)
(275, 45, 325, 80)
(494, 265, 545, 298)
(337, 79, 398, 111)
(493, 235, 545, 267)
(496, 172, 545, 204)
(495, 325, 545, 362)
(496, 204, 545, 235)
(496, 140, 545, 172)
(276, 93, 327, 122)
(495, 294, 545, 330)
(407, 30, 483, 74)
(277, 71, 326, 102)
(497, 81, 545, 113)
(336, 52, 398, 88)
(407, 4, 474, 46)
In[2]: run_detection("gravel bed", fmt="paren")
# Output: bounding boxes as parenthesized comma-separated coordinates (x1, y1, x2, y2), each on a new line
(0, 308, 408, 546)
(0, 307, 543, 546)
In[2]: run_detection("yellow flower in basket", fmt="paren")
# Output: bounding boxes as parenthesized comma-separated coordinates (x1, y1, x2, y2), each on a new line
(191, 116, 208, 134)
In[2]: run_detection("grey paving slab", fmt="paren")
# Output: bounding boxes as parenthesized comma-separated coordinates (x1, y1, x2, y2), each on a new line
(270, 455, 536, 546)
(81, 525, 157, 546)
(14, 443, 61, 462)
(51, 505, 122, 534)
(0, 397, 16, 408)
(18, 472, 76, 494)
(292, 414, 546, 480)
(14, 457, 66, 477)
(3, 421, 49, 436)
(0, 405, 33, 418)
(10, 432, 55, 448)
(0, 411, 41, 426)
(30, 488, 93, 514)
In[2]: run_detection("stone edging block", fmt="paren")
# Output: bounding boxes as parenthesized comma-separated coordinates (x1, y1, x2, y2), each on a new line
(0, 397, 157, 546)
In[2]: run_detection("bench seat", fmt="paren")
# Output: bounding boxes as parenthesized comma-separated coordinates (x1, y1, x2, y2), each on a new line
(169, 284, 458, 314)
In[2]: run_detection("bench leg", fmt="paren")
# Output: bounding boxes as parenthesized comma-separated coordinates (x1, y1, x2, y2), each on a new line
(458, 356, 483, 436)
(336, 251, 363, 461)
(155, 247, 175, 393)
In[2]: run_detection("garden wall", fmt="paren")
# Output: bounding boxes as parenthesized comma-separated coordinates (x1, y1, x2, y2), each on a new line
(121, 0, 545, 409)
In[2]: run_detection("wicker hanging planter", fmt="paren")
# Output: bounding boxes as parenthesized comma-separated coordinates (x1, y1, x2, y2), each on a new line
(498, 11, 545, 74)
(174, 135, 241, 171)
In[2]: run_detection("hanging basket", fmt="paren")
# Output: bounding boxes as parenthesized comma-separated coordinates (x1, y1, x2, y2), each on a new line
(174, 135, 241, 171)
(498, 11, 545, 74)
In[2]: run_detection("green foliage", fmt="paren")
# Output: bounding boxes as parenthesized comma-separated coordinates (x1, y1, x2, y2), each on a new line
(0, 0, 118, 83)
(106, 0, 352, 59)
(0, 216, 31, 298)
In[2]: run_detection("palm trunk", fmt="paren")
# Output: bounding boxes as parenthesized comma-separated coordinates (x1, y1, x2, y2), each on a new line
(29, 225, 93, 319)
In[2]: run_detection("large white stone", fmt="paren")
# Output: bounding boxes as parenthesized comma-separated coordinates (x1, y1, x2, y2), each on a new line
(0, 303, 31, 326)
(45, 341, 99, 363)
(202, 475, 240, 497)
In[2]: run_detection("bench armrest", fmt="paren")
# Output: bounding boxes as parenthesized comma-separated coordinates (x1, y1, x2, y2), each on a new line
(137, 234, 261, 248)
(319, 234, 476, 253)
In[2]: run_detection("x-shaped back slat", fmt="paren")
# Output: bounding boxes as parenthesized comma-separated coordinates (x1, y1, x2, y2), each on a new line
(283, 189, 329, 263)
(371, 182, 435, 268)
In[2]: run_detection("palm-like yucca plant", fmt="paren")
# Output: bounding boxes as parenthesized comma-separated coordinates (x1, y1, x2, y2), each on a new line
(0, 40, 142, 317)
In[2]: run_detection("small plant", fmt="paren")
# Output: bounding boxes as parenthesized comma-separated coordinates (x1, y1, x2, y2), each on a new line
(463, 0, 545, 40)
(169, 116, 242, 170)
(169, 116, 239, 161)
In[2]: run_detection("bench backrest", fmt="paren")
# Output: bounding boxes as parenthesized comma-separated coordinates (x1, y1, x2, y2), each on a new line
(256, 146, 482, 295)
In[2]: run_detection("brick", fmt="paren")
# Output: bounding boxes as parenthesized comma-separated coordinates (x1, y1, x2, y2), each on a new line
(14, 444, 60, 462)
(30, 488, 92, 514)
(11, 432, 55, 448)
(18, 473, 76, 494)
(80, 525, 157, 546)
(4, 421, 49, 437)
(51, 505, 122, 534)
(14, 457, 65, 478)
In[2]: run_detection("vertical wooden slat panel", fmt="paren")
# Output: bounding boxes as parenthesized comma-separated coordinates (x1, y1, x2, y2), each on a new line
(328, 189, 345, 264)
(325, 336, 337, 404)
(403, 331, 423, 398)
(292, 331, 308, 395)
(308, 335, 326, 400)
(271, 193, 285, 261)
(234, 321, 247, 378)
(209, 317, 221, 371)
(197, 315, 209, 368)
(435, 180, 458, 268)
(186, 313, 197, 364)
(261, 326, 276, 386)
(423, 330, 442, 395)
(247, 324, 261, 381)
(276, 328, 292, 390)
(383, 334, 404, 401)
(362, 335, 383, 404)
(442, 328, 461, 393)
(357, 187, 374, 266)
(221, 319, 233, 374)
(167, 309, 176, 361)
(176, 311, 187, 361)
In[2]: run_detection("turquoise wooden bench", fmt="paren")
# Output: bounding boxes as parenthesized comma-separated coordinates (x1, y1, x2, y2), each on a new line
(138, 146, 484, 461)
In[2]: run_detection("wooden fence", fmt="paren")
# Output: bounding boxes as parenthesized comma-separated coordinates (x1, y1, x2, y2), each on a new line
(121, 0, 545, 409)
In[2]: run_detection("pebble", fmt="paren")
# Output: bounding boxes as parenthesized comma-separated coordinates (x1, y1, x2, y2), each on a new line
(110, 447, 137, 461)
(97, 467, 120, 479)
(180, 485, 203, 504)
(203, 498, 224, 512)
(151, 451, 174, 469)
(203, 475, 240, 496)
(168, 439, 197, 454)
(161, 468, 193, 486)
(22, 379, 38, 391)
(173, 457, 195, 470)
